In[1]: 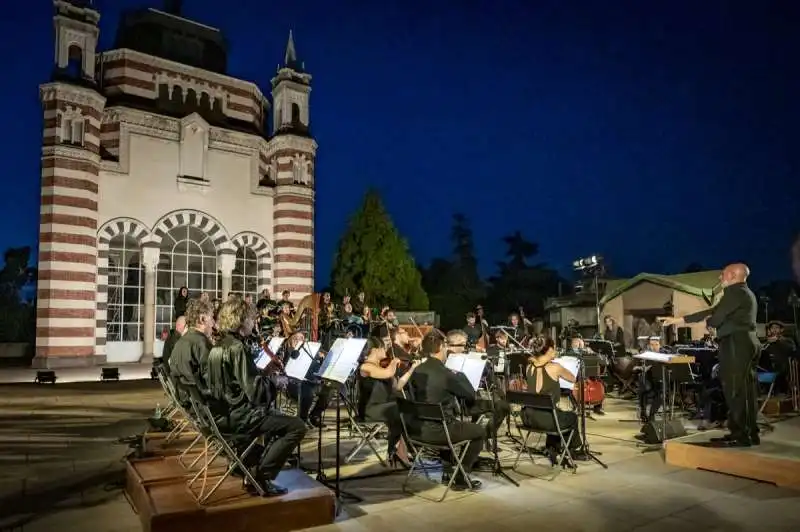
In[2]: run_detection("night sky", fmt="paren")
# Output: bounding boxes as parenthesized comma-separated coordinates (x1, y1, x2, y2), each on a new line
(1, 1, 798, 288)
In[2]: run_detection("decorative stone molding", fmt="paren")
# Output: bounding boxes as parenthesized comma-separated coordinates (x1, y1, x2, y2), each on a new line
(274, 184, 315, 199)
(218, 249, 236, 275)
(177, 176, 211, 194)
(101, 48, 268, 109)
(267, 135, 317, 156)
(42, 145, 101, 164)
(40, 82, 106, 110)
(141, 243, 160, 273)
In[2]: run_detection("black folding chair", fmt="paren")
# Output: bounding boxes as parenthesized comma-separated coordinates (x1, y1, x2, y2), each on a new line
(184, 388, 265, 503)
(506, 391, 577, 475)
(396, 398, 474, 502)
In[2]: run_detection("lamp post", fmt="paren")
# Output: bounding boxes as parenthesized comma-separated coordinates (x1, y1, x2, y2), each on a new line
(573, 255, 605, 335)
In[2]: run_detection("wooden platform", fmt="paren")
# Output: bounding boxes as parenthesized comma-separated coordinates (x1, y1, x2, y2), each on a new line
(125, 455, 335, 532)
(143, 430, 201, 456)
(665, 417, 800, 489)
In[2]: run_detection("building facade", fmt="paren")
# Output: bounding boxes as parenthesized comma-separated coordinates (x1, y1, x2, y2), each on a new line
(36, 1, 316, 368)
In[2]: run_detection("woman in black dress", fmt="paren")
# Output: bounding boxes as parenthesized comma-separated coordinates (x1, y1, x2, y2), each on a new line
(358, 337, 419, 466)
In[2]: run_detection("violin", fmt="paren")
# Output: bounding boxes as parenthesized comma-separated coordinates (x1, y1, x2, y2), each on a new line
(258, 332, 286, 374)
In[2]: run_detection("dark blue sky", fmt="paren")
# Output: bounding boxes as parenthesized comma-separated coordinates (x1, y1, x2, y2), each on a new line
(1, 0, 798, 287)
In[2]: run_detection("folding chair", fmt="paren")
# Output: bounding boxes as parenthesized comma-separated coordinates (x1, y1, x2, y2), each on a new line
(756, 368, 777, 432)
(185, 388, 265, 503)
(396, 398, 474, 502)
(344, 416, 387, 466)
(157, 376, 208, 468)
(506, 391, 577, 476)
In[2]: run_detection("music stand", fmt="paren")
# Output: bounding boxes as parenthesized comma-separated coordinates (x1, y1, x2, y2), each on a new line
(479, 355, 519, 487)
(285, 341, 322, 472)
(570, 350, 608, 468)
(315, 338, 366, 510)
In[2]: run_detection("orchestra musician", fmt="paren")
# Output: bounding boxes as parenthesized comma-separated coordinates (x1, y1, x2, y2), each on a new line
(278, 302, 295, 338)
(636, 336, 664, 424)
(351, 291, 371, 323)
(519, 335, 579, 464)
(507, 312, 527, 343)
(602, 315, 625, 347)
(446, 329, 511, 437)
(318, 292, 338, 348)
(463, 312, 483, 349)
(762, 321, 797, 394)
(409, 332, 485, 491)
(169, 299, 215, 405)
(568, 337, 606, 416)
(358, 337, 421, 467)
(158, 316, 187, 375)
(283, 332, 333, 428)
(276, 290, 294, 314)
(204, 297, 307, 496)
(662, 263, 760, 447)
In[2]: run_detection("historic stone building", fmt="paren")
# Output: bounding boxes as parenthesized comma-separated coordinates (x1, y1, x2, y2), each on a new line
(36, 1, 316, 368)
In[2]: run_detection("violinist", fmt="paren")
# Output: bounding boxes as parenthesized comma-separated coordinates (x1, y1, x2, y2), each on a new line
(283, 332, 332, 428)
(508, 312, 528, 344)
(204, 297, 307, 496)
(358, 337, 420, 467)
(463, 313, 483, 349)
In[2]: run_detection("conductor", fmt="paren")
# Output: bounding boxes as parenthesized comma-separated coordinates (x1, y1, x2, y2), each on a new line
(661, 263, 760, 447)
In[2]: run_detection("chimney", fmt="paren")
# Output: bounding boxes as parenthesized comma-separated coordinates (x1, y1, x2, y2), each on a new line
(164, 0, 183, 15)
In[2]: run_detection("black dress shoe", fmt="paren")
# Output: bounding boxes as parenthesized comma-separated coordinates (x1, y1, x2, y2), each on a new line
(246, 476, 289, 496)
(712, 439, 751, 448)
(441, 473, 482, 491)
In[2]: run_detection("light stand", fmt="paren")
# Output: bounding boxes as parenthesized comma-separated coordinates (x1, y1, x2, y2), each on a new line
(572, 351, 607, 468)
(572, 255, 605, 336)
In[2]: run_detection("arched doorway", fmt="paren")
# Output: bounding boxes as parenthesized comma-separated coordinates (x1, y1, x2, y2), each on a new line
(155, 225, 218, 335)
(106, 235, 144, 360)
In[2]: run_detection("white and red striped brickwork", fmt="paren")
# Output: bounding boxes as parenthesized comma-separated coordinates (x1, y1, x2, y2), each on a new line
(34, 2, 316, 368)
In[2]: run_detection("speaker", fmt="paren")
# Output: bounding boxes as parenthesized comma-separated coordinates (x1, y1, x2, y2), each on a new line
(641, 419, 687, 444)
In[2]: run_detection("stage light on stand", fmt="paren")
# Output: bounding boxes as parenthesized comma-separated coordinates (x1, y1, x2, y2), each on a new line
(572, 254, 606, 334)
(101, 367, 120, 382)
(35, 370, 57, 384)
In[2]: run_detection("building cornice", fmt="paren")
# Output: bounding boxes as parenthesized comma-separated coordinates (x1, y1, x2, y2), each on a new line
(40, 82, 106, 109)
(100, 48, 269, 110)
(42, 145, 101, 164)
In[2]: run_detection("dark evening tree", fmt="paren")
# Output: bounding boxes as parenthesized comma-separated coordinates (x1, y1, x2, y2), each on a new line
(331, 189, 429, 310)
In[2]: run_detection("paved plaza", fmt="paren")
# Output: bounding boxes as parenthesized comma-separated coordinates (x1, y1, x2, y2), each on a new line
(0, 380, 798, 532)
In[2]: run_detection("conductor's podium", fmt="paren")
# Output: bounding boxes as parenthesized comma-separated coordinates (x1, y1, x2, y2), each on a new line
(126, 431, 335, 532)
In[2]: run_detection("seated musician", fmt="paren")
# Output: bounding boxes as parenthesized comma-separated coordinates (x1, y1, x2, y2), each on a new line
(508, 312, 527, 343)
(568, 337, 606, 416)
(698, 362, 727, 431)
(358, 337, 420, 467)
(276, 290, 294, 314)
(169, 299, 215, 403)
(283, 332, 332, 428)
(351, 291, 368, 319)
(204, 297, 307, 496)
(463, 313, 483, 349)
(636, 336, 664, 424)
(410, 332, 485, 491)
(256, 289, 276, 313)
(520, 335, 579, 463)
(763, 321, 797, 393)
(603, 315, 625, 347)
(447, 329, 511, 437)
(158, 316, 187, 374)
(318, 292, 338, 348)
(278, 302, 294, 337)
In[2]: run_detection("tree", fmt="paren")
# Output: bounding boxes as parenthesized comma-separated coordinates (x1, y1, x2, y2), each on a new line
(421, 214, 485, 329)
(682, 262, 704, 273)
(486, 231, 559, 320)
(0, 246, 36, 344)
(330, 189, 429, 310)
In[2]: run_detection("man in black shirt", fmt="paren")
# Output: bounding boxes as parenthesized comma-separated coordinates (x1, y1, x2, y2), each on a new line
(663, 263, 760, 447)
(169, 299, 215, 403)
(159, 316, 187, 374)
(410, 332, 484, 491)
(463, 313, 483, 349)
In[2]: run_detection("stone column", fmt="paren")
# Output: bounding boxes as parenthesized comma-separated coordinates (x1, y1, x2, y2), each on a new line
(141, 243, 160, 360)
(219, 249, 236, 300)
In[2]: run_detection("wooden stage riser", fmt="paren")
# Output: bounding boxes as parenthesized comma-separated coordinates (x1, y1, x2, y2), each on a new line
(665, 442, 800, 490)
(144, 431, 202, 456)
(125, 456, 335, 532)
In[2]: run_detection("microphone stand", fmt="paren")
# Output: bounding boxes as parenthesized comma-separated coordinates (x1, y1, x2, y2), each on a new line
(572, 349, 607, 468)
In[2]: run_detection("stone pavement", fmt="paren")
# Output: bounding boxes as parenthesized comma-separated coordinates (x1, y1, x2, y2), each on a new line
(0, 381, 798, 532)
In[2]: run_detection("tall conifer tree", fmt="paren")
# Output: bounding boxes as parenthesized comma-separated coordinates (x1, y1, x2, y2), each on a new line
(331, 189, 428, 310)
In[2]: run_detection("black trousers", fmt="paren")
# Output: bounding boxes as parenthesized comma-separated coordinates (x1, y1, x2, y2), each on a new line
(470, 397, 510, 437)
(520, 407, 578, 450)
(718, 332, 760, 442)
(287, 380, 332, 421)
(418, 422, 484, 477)
(253, 414, 308, 479)
(638, 370, 662, 422)
(365, 401, 402, 454)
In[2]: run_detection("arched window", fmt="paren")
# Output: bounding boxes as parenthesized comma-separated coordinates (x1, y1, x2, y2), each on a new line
(155, 225, 217, 335)
(232, 247, 259, 301)
(291, 103, 301, 125)
(106, 235, 144, 342)
(66, 44, 83, 78)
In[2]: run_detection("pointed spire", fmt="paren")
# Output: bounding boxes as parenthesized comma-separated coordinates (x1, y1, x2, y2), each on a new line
(284, 30, 297, 66)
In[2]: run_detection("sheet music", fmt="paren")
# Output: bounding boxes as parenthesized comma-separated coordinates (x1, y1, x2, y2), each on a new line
(316, 338, 366, 384)
(445, 352, 486, 391)
(254, 348, 272, 370)
(552, 356, 580, 390)
(284, 341, 322, 381)
(634, 351, 678, 363)
(266, 336, 285, 355)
